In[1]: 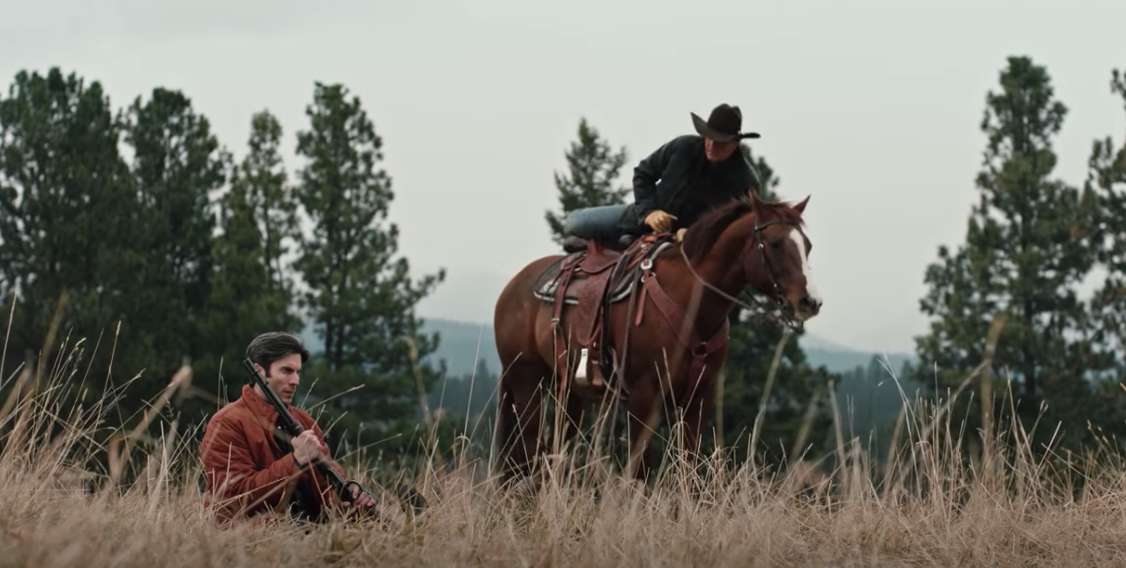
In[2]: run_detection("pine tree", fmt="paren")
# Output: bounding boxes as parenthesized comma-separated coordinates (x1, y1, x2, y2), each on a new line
(1089, 68, 1126, 364)
(0, 67, 139, 379)
(123, 87, 229, 391)
(199, 110, 301, 404)
(544, 118, 628, 244)
(240, 110, 300, 297)
(1083, 67, 1126, 444)
(913, 56, 1109, 449)
(293, 82, 445, 446)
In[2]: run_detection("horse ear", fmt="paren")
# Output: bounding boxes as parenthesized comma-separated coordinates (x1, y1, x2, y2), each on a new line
(748, 187, 764, 209)
(793, 195, 811, 214)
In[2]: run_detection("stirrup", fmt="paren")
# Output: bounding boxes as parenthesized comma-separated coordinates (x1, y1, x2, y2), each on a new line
(574, 348, 590, 385)
(573, 347, 606, 389)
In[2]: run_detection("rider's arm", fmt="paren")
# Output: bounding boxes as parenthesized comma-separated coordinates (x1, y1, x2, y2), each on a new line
(632, 137, 680, 216)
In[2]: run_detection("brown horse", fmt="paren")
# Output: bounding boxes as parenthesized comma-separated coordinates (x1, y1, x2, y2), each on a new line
(491, 191, 822, 487)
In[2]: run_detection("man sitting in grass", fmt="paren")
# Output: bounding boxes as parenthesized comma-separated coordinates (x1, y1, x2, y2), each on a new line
(199, 331, 377, 525)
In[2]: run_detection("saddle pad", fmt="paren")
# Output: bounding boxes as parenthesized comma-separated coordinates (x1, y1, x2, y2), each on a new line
(532, 241, 672, 305)
(534, 271, 637, 305)
(531, 255, 569, 298)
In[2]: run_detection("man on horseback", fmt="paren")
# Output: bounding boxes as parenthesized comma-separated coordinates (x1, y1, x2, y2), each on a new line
(561, 103, 763, 252)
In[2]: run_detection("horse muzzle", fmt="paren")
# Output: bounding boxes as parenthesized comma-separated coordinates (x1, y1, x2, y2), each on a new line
(796, 293, 822, 320)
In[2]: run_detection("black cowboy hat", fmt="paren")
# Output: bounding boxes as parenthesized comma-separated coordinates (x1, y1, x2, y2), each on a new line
(691, 103, 761, 142)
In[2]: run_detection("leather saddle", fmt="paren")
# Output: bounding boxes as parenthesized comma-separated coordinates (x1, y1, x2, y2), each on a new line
(533, 234, 672, 391)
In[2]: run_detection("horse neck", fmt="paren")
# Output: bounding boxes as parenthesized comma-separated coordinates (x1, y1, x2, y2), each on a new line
(665, 212, 759, 337)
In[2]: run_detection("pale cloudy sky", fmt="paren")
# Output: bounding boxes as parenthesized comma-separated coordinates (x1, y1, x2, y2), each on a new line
(1, 0, 1124, 355)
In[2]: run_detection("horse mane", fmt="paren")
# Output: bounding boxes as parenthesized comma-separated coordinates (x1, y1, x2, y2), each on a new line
(679, 196, 805, 262)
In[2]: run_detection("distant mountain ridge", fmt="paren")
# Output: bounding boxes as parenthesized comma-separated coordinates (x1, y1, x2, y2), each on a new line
(414, 317, 915, 378)
(297, 317, 915, 377)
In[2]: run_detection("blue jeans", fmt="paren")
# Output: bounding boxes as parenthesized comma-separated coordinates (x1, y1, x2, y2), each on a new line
(563, 205, 628, 239)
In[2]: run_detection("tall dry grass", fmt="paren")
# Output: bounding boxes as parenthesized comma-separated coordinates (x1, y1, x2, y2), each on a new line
(3, 308, 1126, 567)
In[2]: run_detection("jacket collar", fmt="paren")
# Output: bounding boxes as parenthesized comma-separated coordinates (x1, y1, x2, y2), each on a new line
(239, 384, 280, 422)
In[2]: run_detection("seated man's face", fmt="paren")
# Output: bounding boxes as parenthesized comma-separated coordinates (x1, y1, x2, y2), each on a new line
(263, 353, 302, 404)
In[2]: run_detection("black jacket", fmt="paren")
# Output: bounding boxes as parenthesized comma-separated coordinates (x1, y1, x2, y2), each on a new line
(619, 134, 761, 234)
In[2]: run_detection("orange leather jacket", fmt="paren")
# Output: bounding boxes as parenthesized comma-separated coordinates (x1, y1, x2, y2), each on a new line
(199, 384, 347, 525)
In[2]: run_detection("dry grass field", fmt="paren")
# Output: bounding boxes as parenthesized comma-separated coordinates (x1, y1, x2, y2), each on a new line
(3, 330, 1126, 568)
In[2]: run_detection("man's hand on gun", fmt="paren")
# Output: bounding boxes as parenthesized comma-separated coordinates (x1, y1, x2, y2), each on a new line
(347, 484, 378, 509)
(292, 430, 323, 467)
(291, 431, 377, 511)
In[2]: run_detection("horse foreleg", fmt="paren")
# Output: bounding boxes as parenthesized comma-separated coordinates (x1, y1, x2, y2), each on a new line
(625, 383, 662, 484)
(496, 366, 547, 486)
(556, 393, 586, 458)
(540, 390, 587, 487)
(675, 371, 718, 498)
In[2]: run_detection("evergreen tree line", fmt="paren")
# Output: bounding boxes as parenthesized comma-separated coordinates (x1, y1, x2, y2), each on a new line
(913, 57, 1126, 455)
(0, 67, 445, 458)
(3, 54, 1126, 474)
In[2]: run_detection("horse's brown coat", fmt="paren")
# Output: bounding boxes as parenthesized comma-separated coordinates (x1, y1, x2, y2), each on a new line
(492, 192, 821, 486)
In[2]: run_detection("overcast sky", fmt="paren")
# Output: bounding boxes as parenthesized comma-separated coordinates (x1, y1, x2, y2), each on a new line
(2, 0, 1124, 355)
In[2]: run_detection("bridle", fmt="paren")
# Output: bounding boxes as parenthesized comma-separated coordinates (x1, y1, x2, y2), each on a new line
(677, 217, 806, 331)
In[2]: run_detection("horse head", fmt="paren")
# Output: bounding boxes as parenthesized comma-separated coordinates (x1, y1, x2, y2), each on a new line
(681, 191, 823, 325)
(743, 190, 822, 322)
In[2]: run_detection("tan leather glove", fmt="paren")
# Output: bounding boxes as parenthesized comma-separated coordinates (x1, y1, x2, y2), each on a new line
(644, 210, 677, 233)
(675, 228, 687, 242)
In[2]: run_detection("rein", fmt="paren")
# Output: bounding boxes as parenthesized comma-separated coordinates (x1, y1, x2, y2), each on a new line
(561, 215, 803, 400)
(676, 218, 804, 331)
(620, 215, 801, 400)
